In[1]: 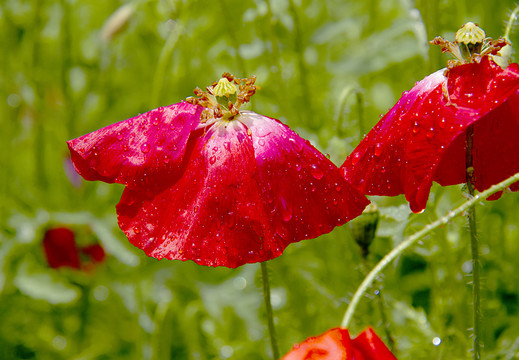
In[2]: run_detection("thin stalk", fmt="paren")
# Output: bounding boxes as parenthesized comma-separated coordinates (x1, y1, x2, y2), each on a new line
(341, 170, 519, 328)
(261, 262, 279, 359)
(465, 125, 481, 360)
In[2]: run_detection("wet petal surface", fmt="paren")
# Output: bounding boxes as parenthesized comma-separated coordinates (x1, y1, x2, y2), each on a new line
(342, 57, 519, 212)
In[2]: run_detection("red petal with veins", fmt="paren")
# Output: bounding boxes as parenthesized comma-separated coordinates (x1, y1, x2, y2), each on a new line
(342, 57, 519, 212)
(69, 106, 368, 268)
(67, 102, 202, 187)
(281, 327, 396, 360)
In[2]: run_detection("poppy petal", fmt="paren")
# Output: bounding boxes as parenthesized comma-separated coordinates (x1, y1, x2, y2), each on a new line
(67, 102, 202, 187)
(117, 120, 278, 268)
(240, 111, 370, 246)
(343, 57, 519, 212)
(281, 327, 396, 360)
(351, 328, 397, 360)
(281, 328, 355, 360)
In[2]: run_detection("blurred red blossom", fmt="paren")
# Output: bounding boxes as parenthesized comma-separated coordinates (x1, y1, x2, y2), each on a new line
(67, 74, 369, 268)
(43, 227, 106, 270)
(43, 227, 81, 269)
(282, 327, 397, 360)
(342, 24, 519, 213)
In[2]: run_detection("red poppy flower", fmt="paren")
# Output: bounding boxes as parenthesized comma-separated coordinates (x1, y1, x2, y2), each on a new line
(341, 23, 519, 213)
(43, 227, 81, 269)
(67, 74, 369, 268)
(282, 327, 397, 360)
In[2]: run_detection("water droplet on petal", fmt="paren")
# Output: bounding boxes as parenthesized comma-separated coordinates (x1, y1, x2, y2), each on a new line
(133, 227, 140, 234)
(163, 155, 170, 164)
(412, 121, 420, 134)
(351, 153, 361, 166)
(374, 143, 383, 157)
(426, 127, 435, 139)
(209, 156, 217, 164)
(258, 139, 265, 146)
(280, 197, 292, 222)
(289, 138, 304, 153)
(141, 143, 150, 153)
(295, 163, 302, 171)
(310, 164, 324, 179)
(116, 132, 123, 140)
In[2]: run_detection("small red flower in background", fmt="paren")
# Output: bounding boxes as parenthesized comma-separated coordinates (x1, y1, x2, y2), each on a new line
(282, 327, 397, 360)
(43, 227, 106, 270)
(341, 23, 519, 213)
(43, 227, 81, 269)
(67, 74, 369, 268)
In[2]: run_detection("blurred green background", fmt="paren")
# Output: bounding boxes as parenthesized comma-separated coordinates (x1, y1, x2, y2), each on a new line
(2, 0, 519, 359)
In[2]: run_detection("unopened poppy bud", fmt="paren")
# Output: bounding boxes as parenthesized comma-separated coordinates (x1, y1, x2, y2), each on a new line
(348, 203, 379, 258)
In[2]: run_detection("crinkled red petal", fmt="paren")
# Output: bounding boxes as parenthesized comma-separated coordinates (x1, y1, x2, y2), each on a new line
(116, 112, 369, 268)
(43, 227, 81, 269)
(67, 102, 202, 187)
(343, 57, 519, 212)
(351, 328, 397, 360)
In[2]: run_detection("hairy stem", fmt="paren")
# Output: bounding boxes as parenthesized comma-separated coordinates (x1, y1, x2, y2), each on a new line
(261, 262, 279, 359)
(341, 171, 519, 329)
(465, 125, 481, 360)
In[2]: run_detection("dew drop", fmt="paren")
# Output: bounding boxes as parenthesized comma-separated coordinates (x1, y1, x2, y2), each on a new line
(280, 197, 292, 222)
(163, 155, 170, 164)
(295, 163, 302, 171)
(209, 156, 217, 164)
(289, 138, 304, 152)
(116, 132, 123, 140)
(426, 127, 435, 140)
(374, 143, 383, 157)
(351, 152, 361, 165)
(141, 143, 150, 153)
(310, 164, 324, 179)
(412, 121, 420, 134)
(335, 183, 342, 191)
(258, 139, 265, 146)
(133, 227, 140, 234)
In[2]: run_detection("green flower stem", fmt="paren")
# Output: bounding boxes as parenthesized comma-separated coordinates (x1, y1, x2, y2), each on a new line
(465, 125, 481, 360)
(341, 170, 519, 329)
(261, 262, 279, 359)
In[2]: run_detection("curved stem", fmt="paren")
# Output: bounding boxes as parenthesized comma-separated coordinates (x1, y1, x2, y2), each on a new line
(341, 171, 519, 329)
(261, 262, 279, 359)
(465, 125, 481, 360)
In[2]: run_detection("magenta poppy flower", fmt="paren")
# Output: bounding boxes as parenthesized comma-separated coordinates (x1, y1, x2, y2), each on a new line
(67, 74, 369, 268)
(43, 227, 81, 269)
(282, 327, 397, 360)
(341, 23, 519, 213)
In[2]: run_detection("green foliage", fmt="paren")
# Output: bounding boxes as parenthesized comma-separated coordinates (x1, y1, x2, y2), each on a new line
(2, 0, 519, 359)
